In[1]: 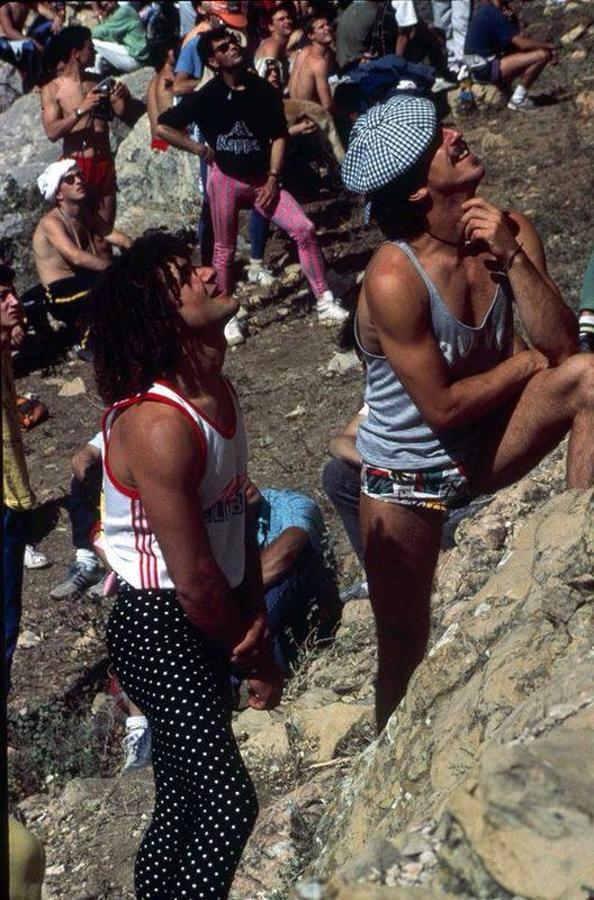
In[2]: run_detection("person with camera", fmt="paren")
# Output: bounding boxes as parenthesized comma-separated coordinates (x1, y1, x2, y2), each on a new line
(41, 25, 137, 229)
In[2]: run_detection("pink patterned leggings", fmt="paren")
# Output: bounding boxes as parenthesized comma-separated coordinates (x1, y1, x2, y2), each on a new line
(207, 163, 329, 298)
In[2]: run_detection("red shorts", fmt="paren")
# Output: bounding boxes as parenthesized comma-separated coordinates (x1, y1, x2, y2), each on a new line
(69, 153, 118, 197)
(151, 137, 169, 153)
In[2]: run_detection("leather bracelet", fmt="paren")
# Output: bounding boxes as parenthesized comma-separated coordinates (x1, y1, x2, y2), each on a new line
(268, 172, 280, 180)
(501, 242, 524, 274)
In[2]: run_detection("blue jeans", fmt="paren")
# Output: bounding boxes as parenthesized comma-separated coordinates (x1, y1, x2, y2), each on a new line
(3, 506, 27, 686)
(265, 541, 320, 674)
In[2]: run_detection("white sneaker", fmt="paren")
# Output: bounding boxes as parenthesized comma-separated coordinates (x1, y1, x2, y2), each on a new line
(225, 316, 245, 347)
(121, 723, 152, 774)
(224, 315, 246, 346)
(507, 96, 536, 111)
(246, 264, 275, 288)
(317, 291, 349, 324)
(24, 545, 50, 569)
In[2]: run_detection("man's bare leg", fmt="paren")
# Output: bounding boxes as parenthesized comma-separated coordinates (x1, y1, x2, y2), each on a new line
(474, 354, 594, 494)
(361, 495, 443, 733)
(499, 49, 550, 91)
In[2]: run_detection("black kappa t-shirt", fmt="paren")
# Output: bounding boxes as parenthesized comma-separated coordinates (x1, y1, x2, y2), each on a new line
(159, 73, 288, 180)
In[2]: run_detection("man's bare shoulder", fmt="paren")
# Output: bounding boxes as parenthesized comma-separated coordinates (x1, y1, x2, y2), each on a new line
(256, 36, 281, 58)
(366, 242, 427, 303)
(122, 401, 199, 457)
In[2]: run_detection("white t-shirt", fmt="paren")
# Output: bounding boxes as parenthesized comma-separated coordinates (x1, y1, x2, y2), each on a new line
(391, 1, 419, 28)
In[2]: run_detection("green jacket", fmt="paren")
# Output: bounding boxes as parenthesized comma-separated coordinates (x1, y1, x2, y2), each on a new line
(92, 5, 149, 64)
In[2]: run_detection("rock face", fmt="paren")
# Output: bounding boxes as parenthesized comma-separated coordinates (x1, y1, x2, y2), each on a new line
(0, 68, 151, 194)
(308, 489, 594, 899)
(114, 113, 201, 236)
(0, 60, 22, 114)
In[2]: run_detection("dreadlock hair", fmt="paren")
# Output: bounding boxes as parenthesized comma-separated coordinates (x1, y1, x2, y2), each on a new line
(91, 231, 192, 405)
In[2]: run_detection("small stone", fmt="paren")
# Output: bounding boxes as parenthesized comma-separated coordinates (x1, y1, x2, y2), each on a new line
(58, 377, 86, 397)
(560, 23, 588, 44)
(285, 403, 306, 419)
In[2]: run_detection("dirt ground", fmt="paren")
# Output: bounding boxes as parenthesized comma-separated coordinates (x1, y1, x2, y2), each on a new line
(7, 0, 594, 818)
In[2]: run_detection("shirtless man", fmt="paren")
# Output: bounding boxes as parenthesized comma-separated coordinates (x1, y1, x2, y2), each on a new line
(341, 95, 594, 732)
(33, 158, 130, 344)
(289, 14, 335, 113)
(40, 25, 138, 229)
(146, 44, 175, 151)
(0, 1, 61, 88)
(254, 4, 293, 86)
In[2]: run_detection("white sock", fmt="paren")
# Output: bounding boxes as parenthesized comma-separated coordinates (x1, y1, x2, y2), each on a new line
(126, 715, 148, 732)
(76, 548, 98, 566)
(248, 258, 264, 268)
(512, 84, 527, 103)
(579, 311, 594, 334)
(318, 290, 335, 307)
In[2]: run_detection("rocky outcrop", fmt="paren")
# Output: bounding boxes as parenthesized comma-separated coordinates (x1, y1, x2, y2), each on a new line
(304, 489, 593, 899)
(113, 113, 200, 236)
(0, 60, 22, 114)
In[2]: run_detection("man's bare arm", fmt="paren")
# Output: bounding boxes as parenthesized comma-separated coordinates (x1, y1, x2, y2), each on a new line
(0, 6, 29, 40)
(313, 57, 333, 112)
(155, 120, 212, 159)
(328, 409, 365, 465)
(461, 201, 578, 364)
(173, 71, 201, 96)
(124, 406, 249, 651)
(41, 84, 101, 142)
(43, 217, 110, 272)
(260, 527, 309, 589)
(364, 246, 547, 433)
(104, 227, 133, 250)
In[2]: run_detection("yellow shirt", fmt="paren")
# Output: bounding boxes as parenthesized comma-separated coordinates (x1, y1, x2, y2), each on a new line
(2, 347, 36, 511)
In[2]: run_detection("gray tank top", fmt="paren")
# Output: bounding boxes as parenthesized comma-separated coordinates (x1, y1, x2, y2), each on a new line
(356, 241, 514, 470)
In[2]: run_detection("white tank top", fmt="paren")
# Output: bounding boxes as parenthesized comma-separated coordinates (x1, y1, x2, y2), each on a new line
(101, 380, 247, 591)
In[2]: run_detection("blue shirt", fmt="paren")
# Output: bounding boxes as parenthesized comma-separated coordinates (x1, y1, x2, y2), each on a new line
(256, 489, 324, 557)
(175, 35, 203, 79)
(465, 5, 518, 58)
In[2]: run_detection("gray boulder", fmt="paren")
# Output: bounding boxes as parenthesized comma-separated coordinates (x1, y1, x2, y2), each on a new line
(114, 113, 200, 236)
(0, 60, 22, 114)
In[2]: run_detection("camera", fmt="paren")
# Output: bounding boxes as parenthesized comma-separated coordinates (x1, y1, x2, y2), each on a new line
(96, 76, 116, 95)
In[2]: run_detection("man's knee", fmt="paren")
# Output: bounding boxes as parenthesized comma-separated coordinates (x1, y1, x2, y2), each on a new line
(536, 48, 551, 65)
(559, 352, 594, 410)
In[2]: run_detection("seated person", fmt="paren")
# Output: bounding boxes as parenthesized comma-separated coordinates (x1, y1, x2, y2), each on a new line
(147, 43, 176, 151)
(465, 0, 557, 111)
(32, 159, 132, 351)
(335, 0, 382, 73)
(0, 0, 50, 90)
(50, 433, 104, 601)
(91, 0, 150, 73)
(246, 480, 335, 674)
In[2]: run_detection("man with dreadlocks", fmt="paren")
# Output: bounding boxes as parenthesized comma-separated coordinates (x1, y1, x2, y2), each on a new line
(90, 231, 283, 899)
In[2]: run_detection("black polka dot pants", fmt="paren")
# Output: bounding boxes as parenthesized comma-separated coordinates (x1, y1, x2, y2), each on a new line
(106, 580, 258, 899)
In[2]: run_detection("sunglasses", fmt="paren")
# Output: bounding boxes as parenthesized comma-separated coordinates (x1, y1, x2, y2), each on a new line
(214, 37, 240, 54)
(61, 172, 83, 184)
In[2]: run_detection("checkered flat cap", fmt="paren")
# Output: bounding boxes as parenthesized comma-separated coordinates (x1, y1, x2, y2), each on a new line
(342, 95, 438, 194)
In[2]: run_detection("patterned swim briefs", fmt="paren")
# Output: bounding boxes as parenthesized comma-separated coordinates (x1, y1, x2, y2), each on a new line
(361, 460, 474, 512)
